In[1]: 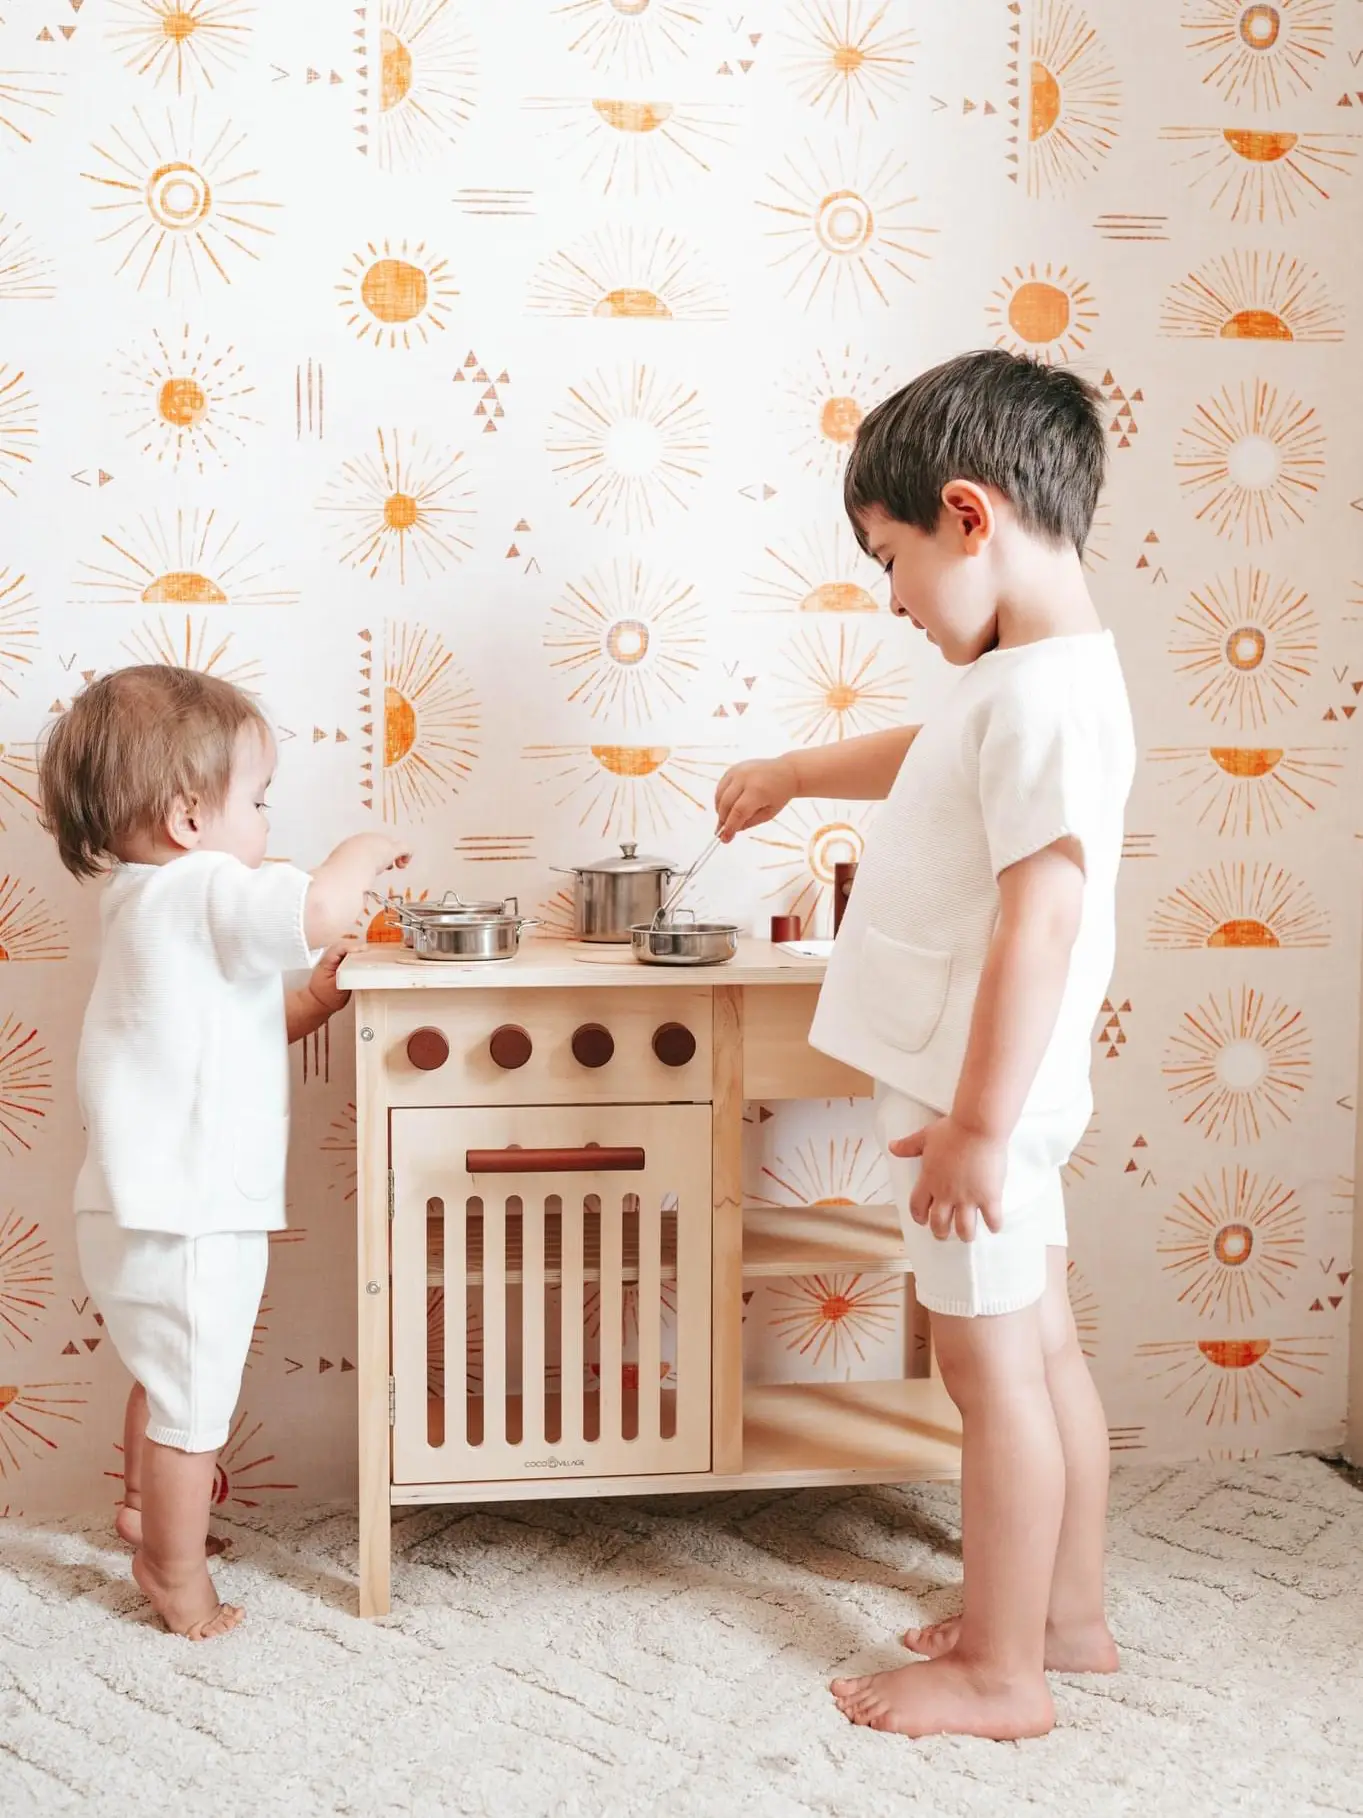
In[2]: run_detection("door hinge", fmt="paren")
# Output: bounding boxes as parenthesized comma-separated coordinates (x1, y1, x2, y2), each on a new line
(387, 1170, 395, 1220)
(388, 1376, 396, 1426)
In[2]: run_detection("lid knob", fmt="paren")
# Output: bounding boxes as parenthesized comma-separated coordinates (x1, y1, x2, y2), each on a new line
(620, 842, 637, 858)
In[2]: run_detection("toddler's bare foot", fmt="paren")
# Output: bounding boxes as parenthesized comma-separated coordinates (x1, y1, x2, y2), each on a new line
(901, 1615, 1118, 1675)
(115, 1504, 229, 1558)
(131, 1550, 244, 1641)
(831, 1657, 1054, 1740)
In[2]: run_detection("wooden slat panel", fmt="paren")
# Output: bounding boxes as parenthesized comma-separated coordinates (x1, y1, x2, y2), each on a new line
(560, 1195, 584, 1448)
(482, 1194, 506, 1449)
(443, 1197, 468, 1449)
(521, 1196, 545, 1447)
(710, 985, 742, 1473)
(599, 1193, 623, 1448)
(636, 1194, 661, 1445)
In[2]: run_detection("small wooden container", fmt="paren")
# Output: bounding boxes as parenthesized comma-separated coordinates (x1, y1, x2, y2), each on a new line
(770, 914, 802, 944)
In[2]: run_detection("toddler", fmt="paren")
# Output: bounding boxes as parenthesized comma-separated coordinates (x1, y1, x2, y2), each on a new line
(716, 350, 1135, 1739)
(40, 665, 410, 1640)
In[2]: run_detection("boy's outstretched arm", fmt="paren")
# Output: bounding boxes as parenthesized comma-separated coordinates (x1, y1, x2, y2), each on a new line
(715, 725, 920, 840)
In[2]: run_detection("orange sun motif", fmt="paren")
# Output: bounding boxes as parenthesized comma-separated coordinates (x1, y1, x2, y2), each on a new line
(108, 1, 255, 95)
(751, 1135, 891, 1212)
(527, 94, 738, 198)
(0, 1381, 86, 1475)
(742, 522, 885, 616)
(0, 875, 69, 963)
(779, 0, 918, 123)
(773, 622, 911, 744)
(1170, 568, 1317, 727)
(0, 570, 37, 700)
(210, 1409, 296, 1509)
(110, 324, 260, 472)
(1181, 0, 1333, 107)
(546, 560, 706, 726)
(767, 1272, 901, 1369)
(321, 1102, 358, 1203)
(1163, 985, 1310, 1143)
(524, 743, 722, 842)
(0, 365, 37, 499)
(0, 1211, 54, 1349)
(527, 225, 726, 321)
(0, 1016, 52, 1157)
(1160, 250, 1342, 342)
(372, 622, 481, 821)
(362, 0, 478, 171)
(755, 800, 870, 929)
(779, 346, 893, 477)
(1175, 380, 1324, 543)
(1151, 744, 1341, 837)
(0, 214, 55, 302)
(546, 364, 710, 534)
(319, 429, 475, 583)
(75, 509, 297, 609)
(1149, 861, 1328, 951)
(337, 237, 458, 350)
(986, 262, 1098, 363)
(1161, 125, 1356, 223)
(1137, 1334, 1326, 1425)
(122, 614, 263, 691)
(1157, 1167, 1304, 1321)
(0, 745, 40, 834)
(552, 0, 708, 78)
(1013, 2, 1121, 196)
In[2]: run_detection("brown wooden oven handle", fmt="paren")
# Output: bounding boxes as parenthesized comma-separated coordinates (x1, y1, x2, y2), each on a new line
(465, 1145, 646, 1174)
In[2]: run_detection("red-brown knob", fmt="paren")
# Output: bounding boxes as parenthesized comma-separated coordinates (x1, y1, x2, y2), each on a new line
(406, 1026, 449, 1072)
(652, 1022, 696, 1068)
(489, 1024, 533, 1070)
(571, 1022, 615, 1069)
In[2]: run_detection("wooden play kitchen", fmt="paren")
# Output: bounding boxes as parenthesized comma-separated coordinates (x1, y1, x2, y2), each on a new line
(339, 932, 962, 1619)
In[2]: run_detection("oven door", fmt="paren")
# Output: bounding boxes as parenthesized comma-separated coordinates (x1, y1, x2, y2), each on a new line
(391, 1103, 712, 1485)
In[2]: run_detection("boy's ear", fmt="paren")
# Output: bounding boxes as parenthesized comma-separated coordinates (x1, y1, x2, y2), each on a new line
(165, 794, 202, 852)
(940, 480, 995, 550)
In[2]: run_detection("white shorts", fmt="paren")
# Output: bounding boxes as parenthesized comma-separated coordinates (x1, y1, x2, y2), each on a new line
(76, 1214, 267, 1453)
(874, 1088, 1082, 1319)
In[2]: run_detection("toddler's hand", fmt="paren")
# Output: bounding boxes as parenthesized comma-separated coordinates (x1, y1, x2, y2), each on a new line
(306, 937, 357, 1017)
(891, 1116, 1007, 1243)
(382, 835, 413, 873)
(715, 757, 799, 842)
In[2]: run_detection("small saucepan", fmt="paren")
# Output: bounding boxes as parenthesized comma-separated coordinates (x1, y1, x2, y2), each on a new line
(372, 890, 520, 949)
(408, 908, 538, 963)
(629, 911, 738, 967)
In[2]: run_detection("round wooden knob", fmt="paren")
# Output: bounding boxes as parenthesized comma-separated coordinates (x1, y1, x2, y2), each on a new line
(571, 1023, 615, 1069)
(489, 1024, 532, 1070)
(652, 1022, 696, 1068)
(406, 1026, 449, 1072)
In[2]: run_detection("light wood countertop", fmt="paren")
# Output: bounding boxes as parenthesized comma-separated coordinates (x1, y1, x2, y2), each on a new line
(339, 936, 832, 992)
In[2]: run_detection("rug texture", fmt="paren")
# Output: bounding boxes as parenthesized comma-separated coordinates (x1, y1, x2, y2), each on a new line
(1, 1456, 1360, 1818)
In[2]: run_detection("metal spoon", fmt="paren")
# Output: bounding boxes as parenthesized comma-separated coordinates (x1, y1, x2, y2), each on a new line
(653, 833, 722, 926)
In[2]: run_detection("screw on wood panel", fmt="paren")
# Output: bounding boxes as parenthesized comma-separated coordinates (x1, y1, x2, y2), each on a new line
(360, 1027, 375, 1041)
(366, 1281, 381, 1294)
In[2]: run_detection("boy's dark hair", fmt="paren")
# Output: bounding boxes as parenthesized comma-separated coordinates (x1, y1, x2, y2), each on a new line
(844, 349, 1106, 556)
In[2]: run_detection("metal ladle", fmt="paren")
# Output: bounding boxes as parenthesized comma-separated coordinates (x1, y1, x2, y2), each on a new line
(652, 833, 722, 927)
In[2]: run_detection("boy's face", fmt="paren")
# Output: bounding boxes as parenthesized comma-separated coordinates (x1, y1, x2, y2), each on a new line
(857, 491, 999, 666)
(189, 724, 276, 869)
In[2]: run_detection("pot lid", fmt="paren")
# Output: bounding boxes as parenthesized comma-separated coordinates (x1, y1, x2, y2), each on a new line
(575, 841, 674, 875)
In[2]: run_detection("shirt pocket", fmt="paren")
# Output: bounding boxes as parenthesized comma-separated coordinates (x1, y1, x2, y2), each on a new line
(232, 1112, 288, 1202)
(859, 927, 952, 1055)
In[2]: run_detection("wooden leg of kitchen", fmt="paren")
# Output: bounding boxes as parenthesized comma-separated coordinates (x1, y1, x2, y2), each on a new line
(710, 984, 744, 1475)
(355, 994, 392, 1619)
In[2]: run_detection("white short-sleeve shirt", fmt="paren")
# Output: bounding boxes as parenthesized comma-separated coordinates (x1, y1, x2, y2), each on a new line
(809, 631, 1135, 1122)
(74, 851, 319, 1235)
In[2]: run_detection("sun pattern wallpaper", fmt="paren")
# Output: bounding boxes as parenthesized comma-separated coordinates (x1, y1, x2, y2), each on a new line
(0, 0, 1360, 1515)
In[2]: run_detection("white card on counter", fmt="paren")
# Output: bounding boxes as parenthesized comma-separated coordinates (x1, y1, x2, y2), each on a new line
(777, 939, 835, 958)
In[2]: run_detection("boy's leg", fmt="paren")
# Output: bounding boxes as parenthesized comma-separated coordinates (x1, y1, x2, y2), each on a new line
(133, 1440, 243, 1641)
(831, 1303, 1062, 1739)
(902, 1248, 1117, 1673)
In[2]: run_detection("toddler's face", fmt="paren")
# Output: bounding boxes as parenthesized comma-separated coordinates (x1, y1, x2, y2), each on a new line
(856, 500, 999, 666)
(194, 724, 276, 869)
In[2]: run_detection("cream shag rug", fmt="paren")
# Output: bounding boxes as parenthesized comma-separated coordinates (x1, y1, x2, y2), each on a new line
(2, 1457, 1361, 1818)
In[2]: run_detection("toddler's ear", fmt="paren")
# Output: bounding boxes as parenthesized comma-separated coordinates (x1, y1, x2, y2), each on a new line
(165, 793, 202, 851)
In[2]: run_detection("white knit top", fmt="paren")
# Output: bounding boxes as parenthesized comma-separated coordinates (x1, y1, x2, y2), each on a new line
(809, 632, 1135, 1121)
(73, 852, 318, 1234)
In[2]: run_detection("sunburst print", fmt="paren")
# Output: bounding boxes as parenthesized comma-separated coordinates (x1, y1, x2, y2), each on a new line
(0, 366, 37, 499)
(779, 347, 892, 479)
(533, 886, 579, 943)
(364, 884, 431, 943)
(0, 215, 55, 301)
(374, 623, 481, 821)
(751, 1135, 891, 1211)
(1158, 1167, 1304, 1321)
(780, 1, 917, 123)
(1175, 380, 1324, 543)
(742, 522, 885, 615)
(773, 622, 910, 744)
(524, 744, 721, 841)
(0, 1211, 53, 1349)
(427, 1286, 483, 1400)
(0, 876, 69, 963)
(1160, 126, 1356, 224)
(546, 365, 710, 533)
(759, 138, 936, 312)
(0, 747, 39, 833)
(1170, 568, 1318, 727)
(1137, 1334, 1326, 1426)
(337, 237, 457, 349)
(211, 1409, 296, 1508)
(0, 1015, 51, 1157)
(1181, 0, 1333, 107)
(1062, 1113, 1100, 1186)
(527, 95, 738, 199)
(364, 0, 478, 171)
(108, 0, 255, 95)
(545, 560, 706, 725)
(321, 1102, 357, 1202)
(1160, 250, 1343, 343)
(0, 1382, 85, 1477)
(527, 226, 726, 321)
(0, 570, 36, 701)
(1014, 2, 1121, 197)
(1067, 1261, 1099, 1359)
(120, 615, 263, 690)
(75, 509, 297, 609)
(1082, 499, 1112, 572)
(1163, 984, 1311, 1144)
(319, 429, 475, 583)
(109, 324, 259, 472)
(1149, 861, 1329, 951)
(83, 105, 280, 293)
(0, 72, 62, 149)
(754, 800, 870, 926)
(1152, 744, 1340, 836)
(986, 262, 1098, 363)
(552, 0, 709, 77)
(767, 1272, 901, 1370)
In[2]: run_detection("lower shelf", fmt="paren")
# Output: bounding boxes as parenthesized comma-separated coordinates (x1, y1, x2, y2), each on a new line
(391, 1377, 961, 1504)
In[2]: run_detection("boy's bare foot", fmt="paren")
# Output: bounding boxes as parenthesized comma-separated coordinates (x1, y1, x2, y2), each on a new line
(115, 1504, 229, 1557)
(131, 1550, 244, 1641)
(831, 1657, 1055, 1740)
(901, 1614, 1119, 1675)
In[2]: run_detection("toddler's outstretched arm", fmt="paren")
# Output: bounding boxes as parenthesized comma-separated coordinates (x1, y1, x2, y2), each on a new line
(304, 833, 410, 949)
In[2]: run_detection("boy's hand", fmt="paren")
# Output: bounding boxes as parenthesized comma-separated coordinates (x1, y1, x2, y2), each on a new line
(306, 938, 357, 1017)
(715, 756, 799, 841)
(891, 1116, 1007, 1243)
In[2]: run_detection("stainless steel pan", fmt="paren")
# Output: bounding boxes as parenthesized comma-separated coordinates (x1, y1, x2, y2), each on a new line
(629, 912, 738, 967)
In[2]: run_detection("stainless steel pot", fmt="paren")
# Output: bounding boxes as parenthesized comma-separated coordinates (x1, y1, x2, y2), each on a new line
(378, 891, 519, 949)
(629, 914, 738, 967)
(409, 910, 537, 963)
(555, 843, 676, 943)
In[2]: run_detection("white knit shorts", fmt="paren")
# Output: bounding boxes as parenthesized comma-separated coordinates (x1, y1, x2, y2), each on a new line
(76, 1213, 268, 1453)
(874, 1088, 1083, 1319)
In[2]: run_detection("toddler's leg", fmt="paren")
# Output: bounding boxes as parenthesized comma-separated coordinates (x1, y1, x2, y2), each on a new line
(114, 1383, 148, 1548)
(132, 1438, 243, 1641)
(832, 1304, 1061, 1739)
